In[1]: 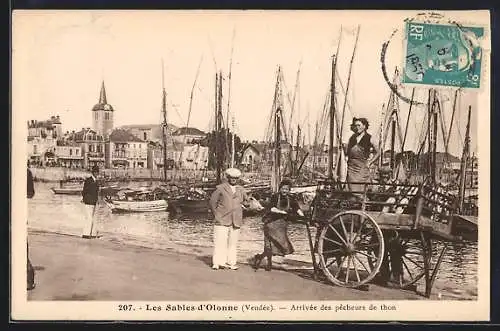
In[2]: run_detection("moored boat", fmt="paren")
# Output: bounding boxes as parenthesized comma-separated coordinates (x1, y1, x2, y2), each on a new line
(104, 187, 169, 213)
(51, 186, 82, 195)
(105, 199, 168, 213)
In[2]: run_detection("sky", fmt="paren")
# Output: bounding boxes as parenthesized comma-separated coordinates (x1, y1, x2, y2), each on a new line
(13, 10, 487, 157)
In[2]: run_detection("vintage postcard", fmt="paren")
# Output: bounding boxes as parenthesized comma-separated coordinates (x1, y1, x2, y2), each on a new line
(11, 10, 490, 321)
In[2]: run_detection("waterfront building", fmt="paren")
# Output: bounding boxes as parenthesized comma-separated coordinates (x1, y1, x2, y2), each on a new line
(55, 141, 84, 168)
(107, 129, 148, 169)
(27, 116, 62, 166)
(71, 128, 106, 169)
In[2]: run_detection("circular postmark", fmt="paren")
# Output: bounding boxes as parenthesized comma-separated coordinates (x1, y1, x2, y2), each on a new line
(380, 11, 484, 105)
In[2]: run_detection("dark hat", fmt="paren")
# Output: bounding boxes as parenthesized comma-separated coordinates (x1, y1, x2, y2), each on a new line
(378, 166, 392, 175)
(279, 178, 293, 188)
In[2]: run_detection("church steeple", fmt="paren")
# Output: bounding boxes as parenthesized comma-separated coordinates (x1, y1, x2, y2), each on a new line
(99, 81, 107, 104)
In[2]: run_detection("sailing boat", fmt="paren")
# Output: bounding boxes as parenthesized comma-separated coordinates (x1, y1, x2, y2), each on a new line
(104, 62, 171, 213)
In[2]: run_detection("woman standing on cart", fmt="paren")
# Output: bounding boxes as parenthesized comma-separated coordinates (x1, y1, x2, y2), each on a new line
(346, 117, 380, 197)
(251, 179, 305, 271)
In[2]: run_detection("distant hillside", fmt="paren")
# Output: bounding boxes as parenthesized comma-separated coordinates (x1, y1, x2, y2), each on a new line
(118, 123, 178, 140)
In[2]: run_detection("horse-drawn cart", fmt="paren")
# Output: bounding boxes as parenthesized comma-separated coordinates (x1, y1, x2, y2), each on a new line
(303, 179, 478, 298)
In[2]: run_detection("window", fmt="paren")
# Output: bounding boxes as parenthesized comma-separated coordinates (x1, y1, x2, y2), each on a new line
(76, 149, 79, 155)
(139, 144, 141, 149)
(95, 112, 98, 120)
(70, 149, 73, 156)
(144, 132, 147, 140)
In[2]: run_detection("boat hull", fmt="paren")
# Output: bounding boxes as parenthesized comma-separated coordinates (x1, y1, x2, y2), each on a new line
(51, 187, 82, 195)
(106, 200, 168, 213)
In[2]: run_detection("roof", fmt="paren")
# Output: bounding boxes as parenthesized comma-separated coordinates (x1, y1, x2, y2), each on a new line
(27, 116, 61, 129)
(72, 128, 104, 142)
(118, 123, 178, 140)
(109, 129, 144, 142)
(172, 127, 205, 136)
(92, 81, 114, 112)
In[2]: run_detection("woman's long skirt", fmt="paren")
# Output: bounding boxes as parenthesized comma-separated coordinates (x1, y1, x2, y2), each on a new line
(263, 217, 294, 256)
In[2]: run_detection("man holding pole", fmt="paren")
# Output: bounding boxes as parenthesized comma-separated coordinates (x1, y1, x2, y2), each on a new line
(81, 165, 100, 239)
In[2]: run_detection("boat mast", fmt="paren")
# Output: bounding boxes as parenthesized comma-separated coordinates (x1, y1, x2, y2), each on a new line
(215, 71, 224, 184)
(430, 90, 439, 184)
(214, 73, 221, 184)
(390, 110, 396, 170)
(161, 59, 168, 182)
(226, 29, 236, 168)
(272, 66, 283, 193)
(327, 54, 337, 180)
(458, 106, 472, 213)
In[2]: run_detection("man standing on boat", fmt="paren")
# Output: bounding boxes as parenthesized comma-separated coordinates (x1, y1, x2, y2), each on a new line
(209, 168, 250, 270)
(81, 165, 100, 239)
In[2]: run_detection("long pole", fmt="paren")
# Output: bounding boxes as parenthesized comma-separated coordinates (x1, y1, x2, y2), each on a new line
(161, 60, 168, 182)
(446, 90, 459, 149)
(338, 25, 361, 150)
(214, 73, 221, 184)
(231, 115, 235, 167)
(178, 56, 203, 168)
(216, 71, 223, 184)
(431, 91, 439, 184)
(327, 55, 336, 179)
(458, 106, 471, 212)
(390, 111, 396, 170)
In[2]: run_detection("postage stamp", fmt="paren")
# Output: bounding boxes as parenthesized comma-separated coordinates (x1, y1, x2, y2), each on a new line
(402, 22, 484, 89)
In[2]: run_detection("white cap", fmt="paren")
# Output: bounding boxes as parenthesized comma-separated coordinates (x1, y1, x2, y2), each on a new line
(225, 168, 242, 178)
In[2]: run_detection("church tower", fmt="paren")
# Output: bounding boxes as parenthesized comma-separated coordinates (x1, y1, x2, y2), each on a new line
(92, 81, 114, 138)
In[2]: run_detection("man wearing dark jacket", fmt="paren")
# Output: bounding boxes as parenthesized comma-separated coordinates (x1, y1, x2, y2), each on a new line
(27, 166, 35, 290)
(81, 165, 100, 239)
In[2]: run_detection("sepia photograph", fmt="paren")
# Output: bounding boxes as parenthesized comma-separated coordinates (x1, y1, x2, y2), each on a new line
(11, 10, 490, 321)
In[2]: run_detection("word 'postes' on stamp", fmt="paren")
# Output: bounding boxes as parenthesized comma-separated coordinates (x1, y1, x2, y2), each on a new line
(403, 22, 484, 89)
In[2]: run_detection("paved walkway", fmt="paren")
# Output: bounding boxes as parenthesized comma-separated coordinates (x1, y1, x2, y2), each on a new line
(27, 231, 428, 301)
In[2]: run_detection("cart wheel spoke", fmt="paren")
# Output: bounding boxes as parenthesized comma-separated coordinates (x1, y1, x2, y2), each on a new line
(335, 255, 348, 279)
(404, 255, 424, 269)
(322, 248, 343, 255)
(355, 250, 378, 261)
(353, 258, 361, 282)
(323, 237, 344, 247)
(339, 216, 349, 243)
(354, 255, 370, 273)
(358, 242, 382, 250)
(328, 224, 348, 246)
(402, 259, 414, 280)
(345, 256, 351, 283)
(349, 214, 355, 241)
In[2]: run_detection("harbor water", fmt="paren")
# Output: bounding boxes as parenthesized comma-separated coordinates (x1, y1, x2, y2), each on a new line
(27, 182, 478, 299)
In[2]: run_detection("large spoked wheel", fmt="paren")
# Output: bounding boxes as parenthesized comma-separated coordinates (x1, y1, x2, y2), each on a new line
(370, 234, 427, 289)
(317, 210, 385, 288)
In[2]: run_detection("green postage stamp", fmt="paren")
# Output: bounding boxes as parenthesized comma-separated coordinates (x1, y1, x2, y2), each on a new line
(403, 22, 484, 89)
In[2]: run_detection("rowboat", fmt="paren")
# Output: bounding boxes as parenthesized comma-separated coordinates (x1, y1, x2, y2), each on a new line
(104, 187, 169, 213)
(105, 199, 168, 213)
(51, 187, 82, 195)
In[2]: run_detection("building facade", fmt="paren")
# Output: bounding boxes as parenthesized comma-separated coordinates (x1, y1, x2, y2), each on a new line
(108, 129, 148, 169)
(55, 142, 84, 168)
(71, 128, 106, 169)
